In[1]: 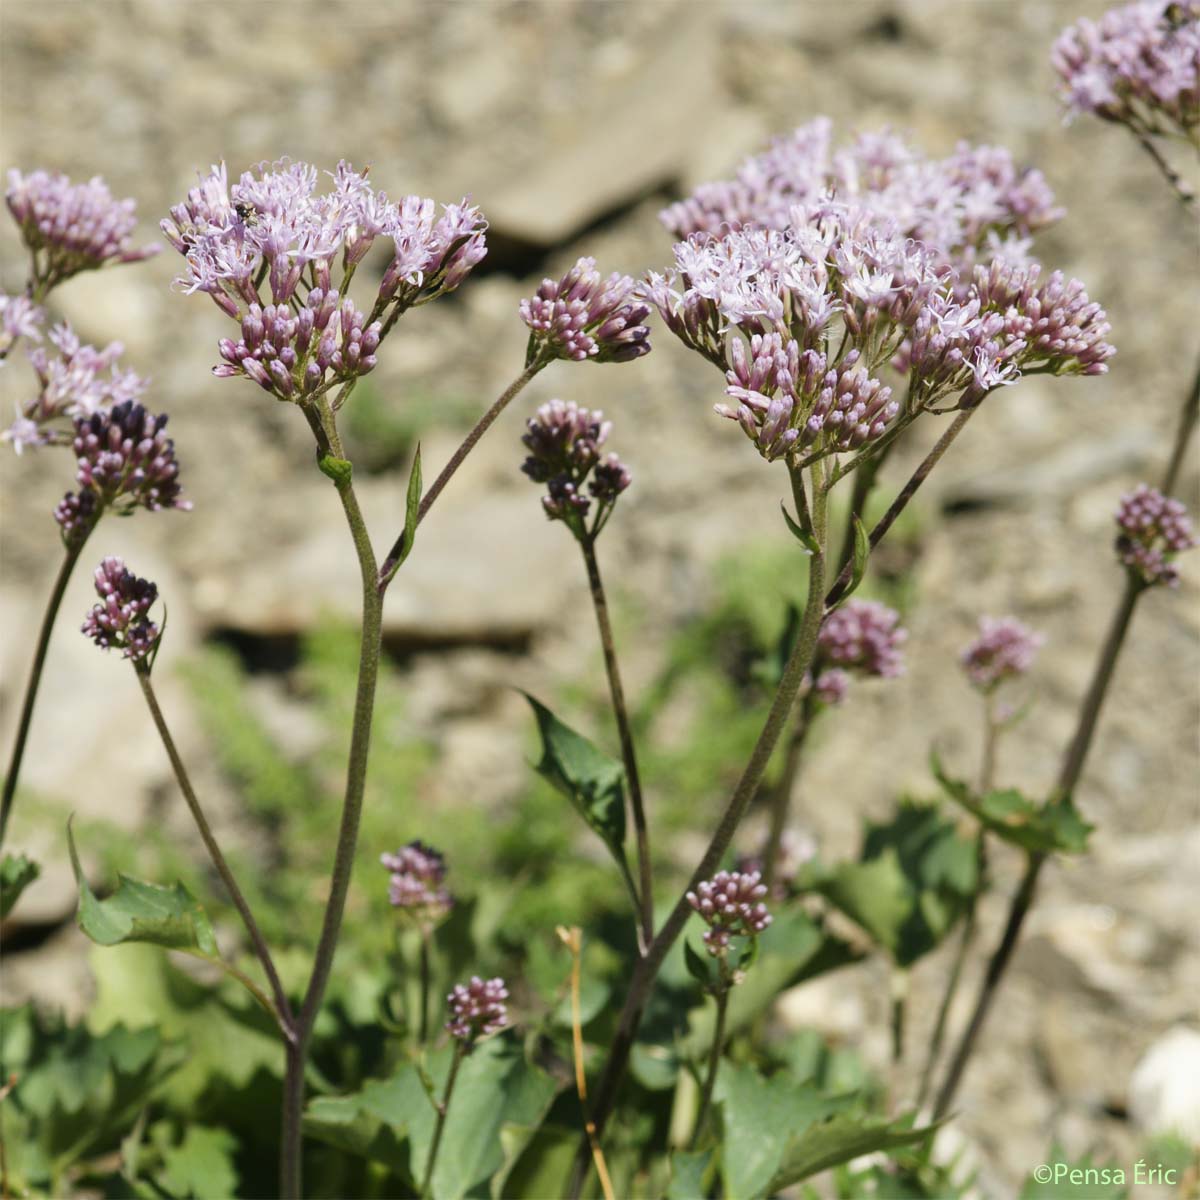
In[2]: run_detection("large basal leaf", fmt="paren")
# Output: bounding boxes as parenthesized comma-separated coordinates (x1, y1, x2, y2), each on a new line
(932, 754, 1093, 855)
(767, 1112, 938, 1192)
(667, 1148, 716, 1200)
(523, 694, 627, 865)
(68, 822, 219, 959)
(715, 1061, 857, 1199)
(492, 1123, 579, 1200)
(0, 851, 40, 918)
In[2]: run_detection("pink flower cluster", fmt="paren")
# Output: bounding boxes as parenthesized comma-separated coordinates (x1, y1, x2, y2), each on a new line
(1115, 483, 1197, 587)
(446, 976, 509, 1043)
(81, 557, 161, 664)
(960, 616, 1045, 691)
(812, 599, 907, 706)
(1052, 1, 1199, 135)
(381, 841, 454, 929)
(686, 869, 772, 958)
(163, 160, 487, 401)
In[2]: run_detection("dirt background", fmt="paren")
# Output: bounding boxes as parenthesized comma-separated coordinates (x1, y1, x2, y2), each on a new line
(1, 2, 1198, 1196)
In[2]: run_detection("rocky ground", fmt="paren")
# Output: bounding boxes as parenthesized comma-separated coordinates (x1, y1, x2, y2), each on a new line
(2, 2, 1198, 1196)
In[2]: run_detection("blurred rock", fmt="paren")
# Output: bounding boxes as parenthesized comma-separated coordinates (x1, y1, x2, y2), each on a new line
(1129, 1027, 1200, 1143)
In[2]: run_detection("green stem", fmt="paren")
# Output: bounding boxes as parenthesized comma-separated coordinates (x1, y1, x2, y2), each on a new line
(378, 362, 545, 589)
(688, 987, 730, 1151)
(422, 1043, 465, 1199)
(1162, 353, 1200, 498)
(419, 931, 431, 1046)
(281, 464, 383, 1200)
(135, 669, 294, 1035)
(1131, 126, 1197, 212)
(1, 530, 91, 848)
(570, 462, 830, 1196)
(580, 536, 653, 950)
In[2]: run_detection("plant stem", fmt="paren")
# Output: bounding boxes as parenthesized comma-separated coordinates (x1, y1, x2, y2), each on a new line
(281, 465, 383, 1200)
(1131, 127, 1197, 212)
(1162, 353, 1200, 497)
(569, 462, 830, 1196)
(890, 970, 908, 1065)
(1, 533, 90, 848)
(580, 536, 653, 950)
(761, 692, 815, 892)
(825, 408, 976, 610)
(378, 362, 545, 589)
(135, 669, 294, 1034)
(688, 986, 730, 1151)
(834, 436, 892, 578)
(421, 1043, 465, 1199)
(419, 931, 431, 1045)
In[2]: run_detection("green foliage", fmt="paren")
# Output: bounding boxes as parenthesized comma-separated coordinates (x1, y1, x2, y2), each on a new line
(807, 800, 979, 966)
(932, 754, 1094, 855)
(0, 850, 40, 918)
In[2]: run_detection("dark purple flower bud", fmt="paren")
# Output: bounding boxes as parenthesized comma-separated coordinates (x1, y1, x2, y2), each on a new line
(520, 257, 652, 367)
(960, 616, 1044, 691)
(1114, 483, 1197, 587)
(53, 488, 100, 546)
(81, 556, 162, 664)
(6, 169, 158, 292)
(446, 976, 509, 1043)
(686, 869, 772, 958)
(381, 840, 454, 930)
(817, 599, 906, 679)
(67, 400, 190, 519)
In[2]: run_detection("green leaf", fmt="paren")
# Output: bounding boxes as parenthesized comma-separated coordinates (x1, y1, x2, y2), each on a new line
(492, 1123, 577, 1200)
(667, 1148, 715, 1200)
(395, 444, 423, 569)
(684, 939, 715, 990)
(716, 1062, 856, 1199)
(781, 500, 819, 554)
(931, 754, 1093, 855)
(768, 1113, 937, 1192)
(69, 822, 219, 959)
(317, 452, 354, 486)
(0, 852, 40, 918)
(523, 694, 627, 865)
(150, 1122, 240, 1199)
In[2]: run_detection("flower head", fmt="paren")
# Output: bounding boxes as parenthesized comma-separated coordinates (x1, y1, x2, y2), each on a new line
(163, 160, 487, 401)
(6, 169, 158, 289)
(1115, 483, 1196, 586)
(1052, 2, 1200, 136)
(81, 557, 162, 664)
(520, 399, 631, 535)
(817, 599, 907, 685)
(381, 840, 454, 929)
(0, 291, 44, 354)
(687, 870, 772, 958)
(960, 616, 1045, 691)
(446, 976, 509, 1043)
(519, 257, 651, 366)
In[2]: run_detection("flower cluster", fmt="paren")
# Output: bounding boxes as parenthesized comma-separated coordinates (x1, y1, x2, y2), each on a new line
(55, 400, 190, 544)
(660, 119, 1064, 277)
(445, 976, 509, 1043)
(81, 557, 162, 664)
(960, 616, 1045, 691)
(0, 291, 43, 356)
(4, 325, 147, 453)
(6, 169, 158, 290)
(812, 599, 906, 704)
(686, 870, 772, 958)
(520, 399, 631, 534)
(519, 257, 652, 366)
(644, 196, 1112, 463)
(1052, 1, 1200, 136)
(1114, 483, 1197, 586)
(163, 160, 487, 401)
(381, 840, 454, 929)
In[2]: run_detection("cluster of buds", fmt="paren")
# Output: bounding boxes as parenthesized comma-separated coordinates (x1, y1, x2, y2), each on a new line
(162, 160, 487, 403)
(1115, 483, 1196, 587)
(81, 557, 162, 664)
(520, 399, 631, 536)
(54, 400, 190, 545)
(660, 119, 1064, 279)
(519, 257, 652, 367)
(686, 870, 772, 958)
(4, 324, 146, 453)
(445, 976, 509, 1043)
(960, 616, 1045, 691)
(644, 194, 1113, 464)
(381, 840, 454, 931)
(5, 169, 158, 292)
(1052, 1, 1199, 138)
(812, 599, 906, 705)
